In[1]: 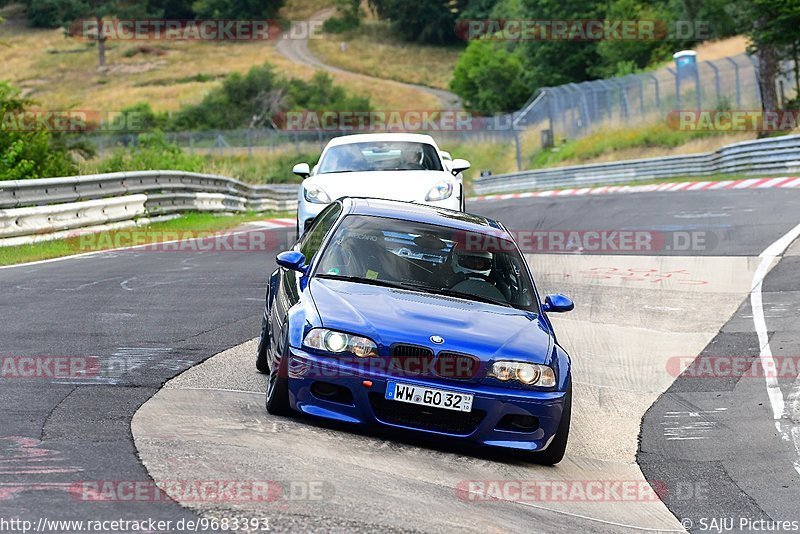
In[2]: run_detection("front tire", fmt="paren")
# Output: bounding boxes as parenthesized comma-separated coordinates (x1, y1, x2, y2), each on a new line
(255, 315, 270, 374)
(266, 332, 291, 416)
(531, 382, 571, 465)
(256, 287, 271, 374)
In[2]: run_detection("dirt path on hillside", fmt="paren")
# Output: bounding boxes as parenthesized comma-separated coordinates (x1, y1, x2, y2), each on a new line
(276, 9, 461, 110)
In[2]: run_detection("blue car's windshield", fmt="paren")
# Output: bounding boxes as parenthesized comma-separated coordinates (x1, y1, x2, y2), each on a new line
(316, 215, 536, 311)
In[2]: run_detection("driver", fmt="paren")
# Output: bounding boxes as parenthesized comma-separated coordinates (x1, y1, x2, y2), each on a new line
(445, 248, 507, 303)
(399, 146, 424, 169)
(329, 145, 367, 171)
(453, 249, 493, 278)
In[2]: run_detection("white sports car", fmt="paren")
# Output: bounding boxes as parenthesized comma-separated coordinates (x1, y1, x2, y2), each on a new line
(293, 133, 470, 236)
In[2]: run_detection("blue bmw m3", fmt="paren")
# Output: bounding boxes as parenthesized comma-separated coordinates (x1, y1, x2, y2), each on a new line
(256, 197, 575, 464)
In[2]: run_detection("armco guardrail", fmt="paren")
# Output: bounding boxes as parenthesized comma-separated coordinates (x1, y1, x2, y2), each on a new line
(0, 171, 300, 245)
(473, 134, 800, 194)
(0, 195, 147, 239)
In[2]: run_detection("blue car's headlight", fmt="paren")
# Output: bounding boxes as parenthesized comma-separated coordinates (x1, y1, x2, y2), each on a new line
(489, 361, 556, 387)
(303, 328, 378, 357)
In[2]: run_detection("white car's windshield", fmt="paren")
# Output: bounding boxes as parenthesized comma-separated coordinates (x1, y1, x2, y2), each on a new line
(316, 215, 536, 311)
(317, 141, 444, 174)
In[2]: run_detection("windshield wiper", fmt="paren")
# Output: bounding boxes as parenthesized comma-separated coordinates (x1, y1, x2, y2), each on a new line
(315, 274, 420, 292)
(421, 286, 513, 308)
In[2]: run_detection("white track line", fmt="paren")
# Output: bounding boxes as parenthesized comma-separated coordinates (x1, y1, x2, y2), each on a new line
(751, 221, 800, 474)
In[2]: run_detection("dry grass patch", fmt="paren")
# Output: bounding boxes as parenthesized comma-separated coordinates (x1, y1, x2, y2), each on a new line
(280, 0, 334, 21)
(0, 5, 431, 113)
(693, 36, 749, 61)
(309, 21, 462, 91)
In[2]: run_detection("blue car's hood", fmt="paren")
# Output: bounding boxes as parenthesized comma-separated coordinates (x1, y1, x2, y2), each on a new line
(308, 278, 553, 364)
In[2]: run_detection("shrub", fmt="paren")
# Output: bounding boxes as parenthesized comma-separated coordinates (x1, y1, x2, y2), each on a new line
(96, 131, 204, 173)
(0, 82, 79, 180)
(322, 0, 361, 33)
(170, 64, 372, 130)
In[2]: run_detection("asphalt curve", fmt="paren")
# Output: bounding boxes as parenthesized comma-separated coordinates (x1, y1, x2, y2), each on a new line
(638, 238, 800, 532)
(134, 189, 800, 531)
(2, 190, 799, 532)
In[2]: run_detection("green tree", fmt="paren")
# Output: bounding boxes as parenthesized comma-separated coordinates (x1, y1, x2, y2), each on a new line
(734, 0, 800, 115)
(747, 0, 800, 108)
(450, 39, 530, 112)
(191, 0, 284, 19)
(369, 0, 468, 45)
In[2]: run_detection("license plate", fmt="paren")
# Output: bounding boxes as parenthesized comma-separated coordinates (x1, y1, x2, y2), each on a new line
(385, 382, 473, 412)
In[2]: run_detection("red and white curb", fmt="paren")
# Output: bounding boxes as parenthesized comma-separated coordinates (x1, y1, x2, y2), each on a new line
(470, 176, 800, 202)
(247, 218, 295, 228)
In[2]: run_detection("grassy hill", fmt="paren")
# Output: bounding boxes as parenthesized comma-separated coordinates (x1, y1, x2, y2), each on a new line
(0, 2, 437, 113)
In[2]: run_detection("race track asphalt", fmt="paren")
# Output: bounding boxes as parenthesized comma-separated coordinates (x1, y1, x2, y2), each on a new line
(2, 189, 799, 532)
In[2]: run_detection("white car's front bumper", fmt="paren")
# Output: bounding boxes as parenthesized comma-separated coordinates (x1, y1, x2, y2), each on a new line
(297, 192, 462, 237)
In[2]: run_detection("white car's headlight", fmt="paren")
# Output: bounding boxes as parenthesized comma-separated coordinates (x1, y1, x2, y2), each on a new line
(425, 181, 453, 201)
(304, 184, 332, 204)
(489, 361, 556, 387)
(303, 328, 378, 357)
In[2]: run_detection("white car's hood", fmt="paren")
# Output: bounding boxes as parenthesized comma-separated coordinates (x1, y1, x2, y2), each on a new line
(304, 170, 455, 202)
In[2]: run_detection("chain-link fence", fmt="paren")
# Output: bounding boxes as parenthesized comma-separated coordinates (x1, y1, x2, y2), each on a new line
(514, 53, 800, 141)
(86, 127, 519, 158)
(83, 53, 798, 164)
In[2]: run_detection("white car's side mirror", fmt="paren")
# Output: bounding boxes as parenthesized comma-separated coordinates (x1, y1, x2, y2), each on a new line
(451, 158, 470, 175)
(293, 163, 311, 177)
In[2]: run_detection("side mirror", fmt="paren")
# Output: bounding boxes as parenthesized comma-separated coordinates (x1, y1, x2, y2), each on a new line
(292, 163, 310, 178)
(276, 250, 307, 273)
(542, 294, 574, 313)
(451, 158, 470, 175)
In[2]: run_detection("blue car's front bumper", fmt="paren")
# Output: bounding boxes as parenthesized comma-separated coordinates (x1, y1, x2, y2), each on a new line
(285, 347, 568, 453)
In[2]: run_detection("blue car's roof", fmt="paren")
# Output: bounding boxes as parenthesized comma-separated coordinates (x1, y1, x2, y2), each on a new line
(340, 197, 509, 238)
